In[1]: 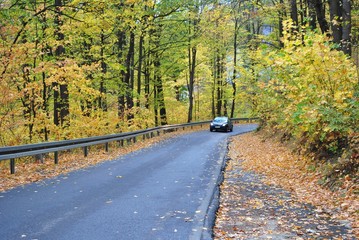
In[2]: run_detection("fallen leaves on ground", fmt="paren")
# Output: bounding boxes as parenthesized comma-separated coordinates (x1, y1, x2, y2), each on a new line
(214, 131, 358, 239)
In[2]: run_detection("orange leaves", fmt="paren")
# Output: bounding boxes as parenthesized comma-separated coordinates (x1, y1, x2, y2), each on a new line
(214, 132, 359, 239)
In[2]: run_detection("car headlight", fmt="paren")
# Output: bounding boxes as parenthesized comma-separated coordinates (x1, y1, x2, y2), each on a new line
(222, 123, 227, 126)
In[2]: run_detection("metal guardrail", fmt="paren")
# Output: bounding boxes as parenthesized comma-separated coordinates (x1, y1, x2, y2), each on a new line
(0, 118, 257, 174)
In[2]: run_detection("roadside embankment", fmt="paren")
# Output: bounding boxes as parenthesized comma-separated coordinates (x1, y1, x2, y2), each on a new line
(214, 131, 358, 239)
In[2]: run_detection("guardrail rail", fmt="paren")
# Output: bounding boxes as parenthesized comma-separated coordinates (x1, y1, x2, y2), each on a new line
(0, 118, 257, 174)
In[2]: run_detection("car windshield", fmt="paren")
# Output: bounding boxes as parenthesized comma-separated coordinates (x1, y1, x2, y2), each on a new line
(213, 117, 227, 123)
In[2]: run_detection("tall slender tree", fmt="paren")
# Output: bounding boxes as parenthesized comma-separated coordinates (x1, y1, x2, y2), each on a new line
(153, 23, 167, 125)
(342, 0, 352, 55)
(53, 0, 69, 127)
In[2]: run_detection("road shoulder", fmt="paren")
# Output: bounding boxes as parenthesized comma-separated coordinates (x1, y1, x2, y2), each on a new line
(213, 132, 358, 239)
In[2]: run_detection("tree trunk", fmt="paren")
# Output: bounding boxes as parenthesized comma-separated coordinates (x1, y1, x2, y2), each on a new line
(314, 0, 329, 34)
(153, 24, 167, 126)
(299, 0, 305, 27)
(154, 85, 158, 126)
(54, 0, 69, 127)
(59, 84, 69, 127)
(125, 31, 135, 121)
(307, 0, 317, 30)
(156, 76, 167, 125)
(290, 0, 299, 27)
(153, 58, 167, 126)
(211, 71, 216, 118)
(144, 51, 150, 109)
(342, 0, 351, 55)
(144, 21, 153, 111)
(99, 30, 107, 111)
(53, 81, 59, 125)
(329, 0, 343, 45)
(231, 18, 239, 119)
(216, 53, 222, 116)
(278, 0, 284, 47)
(117, 30, 126, 118)
(223, 100, 228, 116)
(42, 71, 49, 141)
(19, 65, 34, 141)
(187, 46, 196, 123)
(39, 3, 50, 141)
(187, 7, 199, 123)
(136, 34, 144, 107)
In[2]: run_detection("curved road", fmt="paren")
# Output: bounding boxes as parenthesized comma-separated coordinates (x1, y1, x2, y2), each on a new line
(0, 124, 257, 240)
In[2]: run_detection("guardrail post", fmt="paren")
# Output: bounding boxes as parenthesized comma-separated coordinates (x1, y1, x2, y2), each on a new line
(54, 151, 59, 164)
(36, 154, 44, 164)
(10, 158, 15, 174)
(84, 146, 88, 157)
(105, 143, 109, 152)
(133, 137, 136, 143)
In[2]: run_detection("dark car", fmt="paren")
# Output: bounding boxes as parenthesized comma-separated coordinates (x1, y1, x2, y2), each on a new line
(210, 117, 233, 132)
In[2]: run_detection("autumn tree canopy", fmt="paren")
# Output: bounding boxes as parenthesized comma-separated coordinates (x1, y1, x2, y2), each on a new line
(0, 0, 358, 154)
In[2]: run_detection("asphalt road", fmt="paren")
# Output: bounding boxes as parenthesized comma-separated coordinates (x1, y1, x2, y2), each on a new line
(0, 124, 257, 240)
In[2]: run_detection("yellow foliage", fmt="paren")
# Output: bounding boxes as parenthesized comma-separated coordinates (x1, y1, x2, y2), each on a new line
(253, 21, 358, 153)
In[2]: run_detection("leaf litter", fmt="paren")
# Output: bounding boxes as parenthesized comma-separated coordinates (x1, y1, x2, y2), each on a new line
(214, 131, 358, 239)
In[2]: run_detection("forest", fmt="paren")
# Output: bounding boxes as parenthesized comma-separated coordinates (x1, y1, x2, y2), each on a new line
(0, 0, 358, 168)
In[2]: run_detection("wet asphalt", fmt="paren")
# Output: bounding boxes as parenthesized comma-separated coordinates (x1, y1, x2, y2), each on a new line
(0, 124, 258, 240)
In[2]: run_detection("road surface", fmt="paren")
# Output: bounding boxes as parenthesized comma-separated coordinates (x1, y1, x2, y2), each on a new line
(0, 124, 257, 240)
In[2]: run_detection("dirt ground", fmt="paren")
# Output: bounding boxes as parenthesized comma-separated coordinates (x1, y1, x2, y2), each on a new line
(213, 132, 358, 239)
